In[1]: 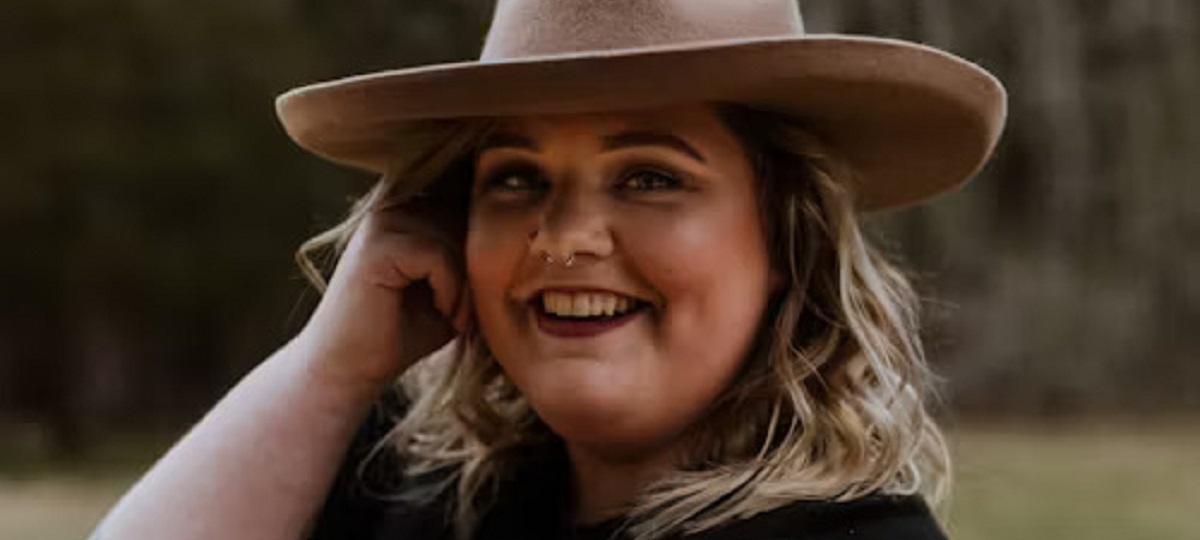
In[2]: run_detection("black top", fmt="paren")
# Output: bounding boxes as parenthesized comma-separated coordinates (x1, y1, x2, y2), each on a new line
(310, 396, 948, 540)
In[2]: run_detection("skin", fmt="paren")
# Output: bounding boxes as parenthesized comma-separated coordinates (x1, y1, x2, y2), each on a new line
(89, 210, 470, 540)
(90, 104, 774, 539)
(468, 104, 776, 520)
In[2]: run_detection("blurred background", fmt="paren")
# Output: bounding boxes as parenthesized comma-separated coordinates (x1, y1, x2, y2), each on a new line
(1, 0, 1196, 538)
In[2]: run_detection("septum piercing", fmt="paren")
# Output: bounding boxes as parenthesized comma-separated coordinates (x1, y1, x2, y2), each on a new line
(529, 235, 576, 267)
(540, 250, 576, 267)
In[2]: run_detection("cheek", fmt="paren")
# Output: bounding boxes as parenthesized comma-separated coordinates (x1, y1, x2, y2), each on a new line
(629, 200, 771, 310)
(465, 212, 527, 340)
(621, 200, 772, 379)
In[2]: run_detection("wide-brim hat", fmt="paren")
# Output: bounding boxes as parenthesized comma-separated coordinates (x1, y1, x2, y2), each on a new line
(276, 0, 1006, 211)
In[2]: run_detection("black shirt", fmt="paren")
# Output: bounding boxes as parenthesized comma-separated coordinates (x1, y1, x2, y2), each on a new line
(310, 398, 948, 540)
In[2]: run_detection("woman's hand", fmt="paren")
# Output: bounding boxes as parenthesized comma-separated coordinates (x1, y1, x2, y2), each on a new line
(298, 205, 470, 389)
(91, 200, 471, 540)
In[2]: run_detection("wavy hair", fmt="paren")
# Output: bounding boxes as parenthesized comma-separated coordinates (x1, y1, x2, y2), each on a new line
(297, 104, 950, 540)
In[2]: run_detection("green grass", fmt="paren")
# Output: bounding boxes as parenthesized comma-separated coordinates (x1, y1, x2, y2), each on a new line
(945, 422, 1200, 540)
(2, 424, 1198, 540)
(0, 434, 169, 540)
(0, 475, 133, 540)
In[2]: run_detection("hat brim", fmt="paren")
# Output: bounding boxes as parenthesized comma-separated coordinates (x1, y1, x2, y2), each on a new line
(276, 35, 1006, 211)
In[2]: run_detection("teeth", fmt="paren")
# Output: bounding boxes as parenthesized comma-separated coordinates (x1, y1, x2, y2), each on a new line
(572, 294, 590, 317)
(541, 291, 638, 318)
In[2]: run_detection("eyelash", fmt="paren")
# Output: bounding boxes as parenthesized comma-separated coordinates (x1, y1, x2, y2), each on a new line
(617, 167, 683, 192)
(481, 164, 545, 194)
(479, 164, 686, 198)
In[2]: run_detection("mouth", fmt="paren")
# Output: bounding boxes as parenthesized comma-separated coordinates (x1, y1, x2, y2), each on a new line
(530, 290, 653, 338)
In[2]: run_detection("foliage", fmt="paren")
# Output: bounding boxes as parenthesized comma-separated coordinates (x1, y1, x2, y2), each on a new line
(1, 0, 1196, 453)
(806, 0, 1200, 415)
(0, 0, 485, 452)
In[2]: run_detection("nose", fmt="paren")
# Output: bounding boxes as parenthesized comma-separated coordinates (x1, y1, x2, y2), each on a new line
(528, 186, 613, 266)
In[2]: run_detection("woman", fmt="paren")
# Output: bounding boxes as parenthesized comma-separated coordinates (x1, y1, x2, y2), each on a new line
(93, 1, 1005, 540)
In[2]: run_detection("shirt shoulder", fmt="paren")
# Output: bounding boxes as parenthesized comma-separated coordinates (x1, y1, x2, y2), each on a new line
(686, 495, 947, 540)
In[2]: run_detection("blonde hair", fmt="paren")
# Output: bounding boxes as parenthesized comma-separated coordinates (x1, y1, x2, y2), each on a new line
(298, 105, 949, 540)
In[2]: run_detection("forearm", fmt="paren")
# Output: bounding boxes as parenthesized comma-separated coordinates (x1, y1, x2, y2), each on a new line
(91, 335, 386, 540)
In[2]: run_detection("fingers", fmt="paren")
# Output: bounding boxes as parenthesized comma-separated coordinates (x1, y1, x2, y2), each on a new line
(368, 236, 459, 319)
(299, 208, 471, 383)
(361, 211, 469, 323)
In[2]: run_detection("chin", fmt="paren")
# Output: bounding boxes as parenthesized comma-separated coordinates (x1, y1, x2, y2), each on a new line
(520, 374, 690, 457)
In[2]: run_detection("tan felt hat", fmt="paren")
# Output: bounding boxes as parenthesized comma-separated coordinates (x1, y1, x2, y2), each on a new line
(276, 0, 1007, 211)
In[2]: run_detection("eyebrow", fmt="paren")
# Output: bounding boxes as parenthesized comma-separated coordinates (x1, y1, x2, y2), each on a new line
(601, 130, 707, 163)
(478, 128, 707, 163)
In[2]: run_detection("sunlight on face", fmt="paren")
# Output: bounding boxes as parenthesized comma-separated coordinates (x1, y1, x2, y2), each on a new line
(466, 104, 774, 457)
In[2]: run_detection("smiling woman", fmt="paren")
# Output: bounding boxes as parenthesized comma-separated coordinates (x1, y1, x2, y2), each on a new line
(90, 2, 1004, 540)
(470, 107, 774, 457)
(326, 103, 954, 540)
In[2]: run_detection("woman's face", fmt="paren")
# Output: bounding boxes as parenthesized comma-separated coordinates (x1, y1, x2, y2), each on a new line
(466, 104, 774, 457)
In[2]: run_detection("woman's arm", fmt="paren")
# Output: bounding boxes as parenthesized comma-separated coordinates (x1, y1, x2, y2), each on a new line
(90, 210, 467, 540)
(90, 337, 383, 540)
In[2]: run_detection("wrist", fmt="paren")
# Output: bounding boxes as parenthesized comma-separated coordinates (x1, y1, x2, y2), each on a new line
(283, 329, 401, 404)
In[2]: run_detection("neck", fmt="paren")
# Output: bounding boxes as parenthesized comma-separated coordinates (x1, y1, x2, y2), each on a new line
(566, 441, 680, 525)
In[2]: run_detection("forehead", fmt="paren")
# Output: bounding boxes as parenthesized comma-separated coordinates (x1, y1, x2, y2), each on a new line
(487, 103, 742, 151)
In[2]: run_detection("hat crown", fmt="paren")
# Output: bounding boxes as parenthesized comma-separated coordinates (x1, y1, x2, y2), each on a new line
(481, 0, 805, 61)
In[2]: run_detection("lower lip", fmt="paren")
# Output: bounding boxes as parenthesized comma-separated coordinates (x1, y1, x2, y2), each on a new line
(534, 308, 642, 338)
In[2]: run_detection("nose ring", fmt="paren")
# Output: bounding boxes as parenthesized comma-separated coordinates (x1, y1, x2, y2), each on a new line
(530, 236, 576, 267)
(539, 250, 576, 267)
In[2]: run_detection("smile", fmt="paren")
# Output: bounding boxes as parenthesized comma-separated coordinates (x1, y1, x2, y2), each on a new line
(532, 290, 651, 338)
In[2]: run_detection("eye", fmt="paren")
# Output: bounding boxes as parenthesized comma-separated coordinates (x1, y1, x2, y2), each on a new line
(618, 167, 683, 192)
(479, 164, 545, 196)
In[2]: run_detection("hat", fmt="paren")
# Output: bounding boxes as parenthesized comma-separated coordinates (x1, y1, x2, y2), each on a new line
(276, 0, 1006, 211)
